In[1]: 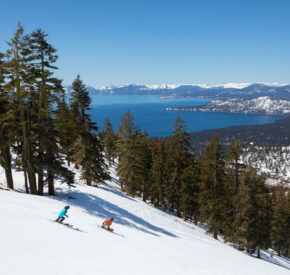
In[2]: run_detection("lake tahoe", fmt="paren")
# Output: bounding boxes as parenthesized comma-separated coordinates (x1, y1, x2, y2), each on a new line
(89, 95, 283, 136)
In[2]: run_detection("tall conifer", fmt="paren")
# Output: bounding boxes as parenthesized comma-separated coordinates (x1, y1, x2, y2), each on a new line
(70, 75, 108, 185)
(166, 116, 190, 217)
(6, 24, 37, 194)
(102, 117, 116, 166)
(0, 51, 14, 189)
(271, 183, 290, 256)
(199, 134, 228, 239)
(238, 167, 272, 258)
(116, 111, 140, 195)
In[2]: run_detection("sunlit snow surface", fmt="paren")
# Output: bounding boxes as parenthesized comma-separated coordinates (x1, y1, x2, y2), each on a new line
(0, 166, 289, 275)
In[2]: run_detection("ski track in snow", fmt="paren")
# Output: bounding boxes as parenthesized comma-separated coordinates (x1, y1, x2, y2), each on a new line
(0, 166, 289, 275)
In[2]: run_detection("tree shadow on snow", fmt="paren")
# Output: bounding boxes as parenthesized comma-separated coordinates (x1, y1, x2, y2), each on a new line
(256, 250, 290, 271)
(100, 184, 136, 202)
(53, 187, 177, 238)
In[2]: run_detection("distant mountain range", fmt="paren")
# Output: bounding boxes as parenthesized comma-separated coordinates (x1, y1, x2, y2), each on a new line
(66, 83, 290, 100)
(165, 96, 290, 116)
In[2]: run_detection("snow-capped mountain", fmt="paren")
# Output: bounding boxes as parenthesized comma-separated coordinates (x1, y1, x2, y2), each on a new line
(165, 96, 290, 116)
(67, 83, 290, 100)
(96, 82, 288, 91)
(96, 83, 254, 90)
(65, 83, 290, 100)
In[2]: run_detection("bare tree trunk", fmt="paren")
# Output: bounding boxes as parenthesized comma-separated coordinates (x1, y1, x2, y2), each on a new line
(38, 165, 44, 195)
(23, 110, 37, 194)
(142, 181, 147, 202)
(194, 212, 198, 225)
(176, 168, 181, 218)
(238, 241, 244, 251)
(3, 146, 14, 189)
(24, 170, 29, 193)
(257, 246, 261, 258)
(0, 128, 14, 189)
(213, 221, 218, 239)
(48, 168, 54, 196)
(25, 142, 37, 194)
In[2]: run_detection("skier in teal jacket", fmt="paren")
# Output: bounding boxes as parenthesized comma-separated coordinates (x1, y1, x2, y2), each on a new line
(55, 206, 70, 223)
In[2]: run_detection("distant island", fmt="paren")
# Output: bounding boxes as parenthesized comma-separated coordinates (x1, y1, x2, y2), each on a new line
(165, 96, 290, 116)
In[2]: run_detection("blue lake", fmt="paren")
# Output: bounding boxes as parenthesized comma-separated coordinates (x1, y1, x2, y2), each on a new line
(89, 95, 283, 137)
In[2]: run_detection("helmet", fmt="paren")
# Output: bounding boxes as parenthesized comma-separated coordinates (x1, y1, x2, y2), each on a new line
(110, 217, 114, 221)
(65, 206, 70, 209)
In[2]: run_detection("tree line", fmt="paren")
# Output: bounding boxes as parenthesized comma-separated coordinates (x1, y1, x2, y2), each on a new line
(102, 112, 290, 258)
(0, 25, 289, 259)
(0, 24, 109, 195)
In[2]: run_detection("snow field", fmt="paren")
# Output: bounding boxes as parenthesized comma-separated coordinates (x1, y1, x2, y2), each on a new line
(0, 167, 289, 275)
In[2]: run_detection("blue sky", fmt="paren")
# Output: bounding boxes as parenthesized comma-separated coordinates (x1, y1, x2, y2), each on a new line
(1, 0, 290, 86)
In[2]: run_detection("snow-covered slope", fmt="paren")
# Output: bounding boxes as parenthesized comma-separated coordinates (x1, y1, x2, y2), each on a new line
(165, 96, 290, 115)
(241, 146, 290, 184)
(0, 167, 289, 275)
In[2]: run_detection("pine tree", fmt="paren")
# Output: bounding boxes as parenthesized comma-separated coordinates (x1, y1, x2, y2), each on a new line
(150, 139, 170, 209)
(167, 116, 190, 217)
(116, 111, 140, 195)
(237, 167, 272, 258)
(28, 28, 65, 195)
(226, 140, 246, 247)
(70, 75, 108, 185)
(101, 117, 116, 166)
(6, 24, 37, 194)
(271, 183, 290, 256)
(134, 131, 152, 201)
(199, 134, 228, 239)
(55, 90, 74, 164)
(0, 51, 14, 189)
(70, 74, 91, 123)
(180, 154, 200, 223)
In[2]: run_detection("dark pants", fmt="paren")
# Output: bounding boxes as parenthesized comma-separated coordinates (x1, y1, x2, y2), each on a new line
(102, 222, 110, 229)
(56, 217, 65, 223)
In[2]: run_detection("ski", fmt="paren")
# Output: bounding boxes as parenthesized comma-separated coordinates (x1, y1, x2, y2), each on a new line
(99, 225, 114, 232)
(61, 223, 73, 228)
(52, 220, 73, 228)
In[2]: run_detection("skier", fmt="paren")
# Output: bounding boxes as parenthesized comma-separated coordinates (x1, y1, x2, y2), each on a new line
(55, 206, 70, 223)
(102, 217, 114, 230)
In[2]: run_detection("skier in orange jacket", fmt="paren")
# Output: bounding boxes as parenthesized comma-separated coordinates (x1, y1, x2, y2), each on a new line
(102, 217, 114, 230)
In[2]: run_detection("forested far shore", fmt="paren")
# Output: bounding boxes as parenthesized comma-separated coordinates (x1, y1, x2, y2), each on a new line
(189, 116, 290, 152)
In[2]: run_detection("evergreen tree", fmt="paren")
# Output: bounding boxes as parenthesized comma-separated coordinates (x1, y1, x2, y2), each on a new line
(226, 140, 246, 247)
(28, 28, 66, 195)
(0, 51, 14, 189)
(166, 116, 190, 217)
(102, 117, 116, 166)
(237, 167, 272, 258)
(180, 154, 200, 223)
(199, 134, 228, 239)
(70, 75, 108, 185)
(271, 183, 290, 257)
(6, 24, 37, 194)
(70, 74, 91, 123)
(116, 111, 140, 195)
(55, 90, 74, 164)
(150, 139, 170, 209)
(134, 131, 152, 201)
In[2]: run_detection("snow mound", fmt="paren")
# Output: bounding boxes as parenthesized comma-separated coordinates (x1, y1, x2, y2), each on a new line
(0, 167, 289, 275)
